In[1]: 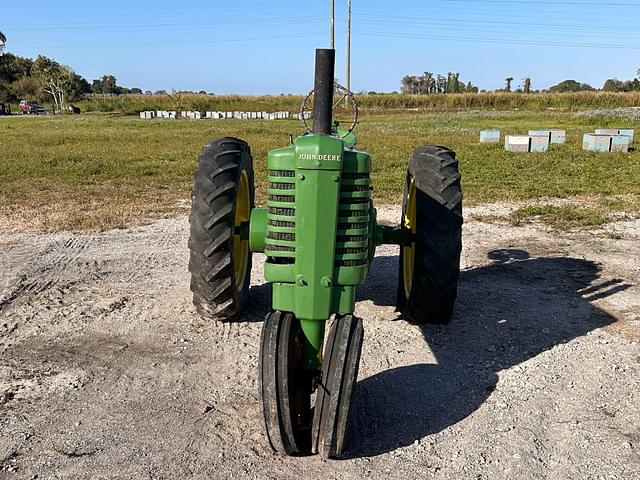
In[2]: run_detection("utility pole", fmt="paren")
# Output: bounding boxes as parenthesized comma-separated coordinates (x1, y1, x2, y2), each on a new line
(330, 0, 335, 49)
(346, 0, 352, 93)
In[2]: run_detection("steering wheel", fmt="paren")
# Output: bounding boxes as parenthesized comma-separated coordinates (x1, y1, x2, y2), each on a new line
(300, 82, 358, 138)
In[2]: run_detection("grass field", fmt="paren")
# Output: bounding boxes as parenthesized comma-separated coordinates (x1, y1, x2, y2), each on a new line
(1, 111, 638, 232)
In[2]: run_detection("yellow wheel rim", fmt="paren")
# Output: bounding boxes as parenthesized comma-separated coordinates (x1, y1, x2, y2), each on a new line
(402, 177, 416, 299)
(233, 170, 250, 291)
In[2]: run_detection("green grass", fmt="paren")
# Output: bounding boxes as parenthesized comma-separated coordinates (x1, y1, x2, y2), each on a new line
(0, 111, 639, 232)
(509, 205, 610, 229)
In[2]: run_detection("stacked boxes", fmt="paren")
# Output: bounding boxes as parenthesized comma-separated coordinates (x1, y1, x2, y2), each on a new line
(138, 110, 306, 121)
(595, 128, 634, 144)
(181, 111, 202, 119)
(505, 135, 549, 153)
(530, 135, 550, 152)
(154, 111, 176, 119)
(611, 135, 631, 152)
(293, 111, 313, 120)
(528, 129, 566, 144)
(505, 135, 531, 152)
(583, 129, 633, 153)
(583, 134, 611, 152)
(619, 129, 635, 143)
(480, 129, 501, 143)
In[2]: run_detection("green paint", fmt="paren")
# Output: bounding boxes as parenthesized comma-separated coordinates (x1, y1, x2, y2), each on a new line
(300, 319, 325, 370)
(248, 208, 267, 252)
(250, 131, 405, 369)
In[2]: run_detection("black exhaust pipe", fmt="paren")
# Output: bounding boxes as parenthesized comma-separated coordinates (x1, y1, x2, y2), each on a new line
(312, 48, 335, 135)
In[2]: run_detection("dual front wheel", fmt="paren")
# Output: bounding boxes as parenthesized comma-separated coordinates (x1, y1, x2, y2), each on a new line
(259, 312, 364, 459)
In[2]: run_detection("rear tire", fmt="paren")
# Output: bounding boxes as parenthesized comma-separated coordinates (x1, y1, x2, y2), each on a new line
(188, 137, 254, 321)
(396, 145, 463, 325)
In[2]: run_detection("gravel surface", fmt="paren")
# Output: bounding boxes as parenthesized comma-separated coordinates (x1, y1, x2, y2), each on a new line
(575, 107, 640, 120)
(1, 205, 639, 479)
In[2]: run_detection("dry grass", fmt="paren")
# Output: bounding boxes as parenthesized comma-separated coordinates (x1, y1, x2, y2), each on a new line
(79, 91, 640, 115)
(1, 111, 639, 233)
(0, 185, 188, 233)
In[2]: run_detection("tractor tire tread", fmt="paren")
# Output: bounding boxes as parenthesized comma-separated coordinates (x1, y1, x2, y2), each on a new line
(397, 145, 463, 325)
(188, 136, 254, 321)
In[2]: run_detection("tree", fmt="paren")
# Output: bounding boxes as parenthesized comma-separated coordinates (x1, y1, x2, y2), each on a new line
(0, 31, 6, 54)
(505, 76, 514, 93)
(401, 71, 476, 95)
(101, 75, 117, 94)
(0, 53, 35, 102)
(401, 75, 417, 94)
(32, 56, 75, 112)
(602, 78, 624, 92)
(91, 79, 103, 94)
(548, 79, 595, 93)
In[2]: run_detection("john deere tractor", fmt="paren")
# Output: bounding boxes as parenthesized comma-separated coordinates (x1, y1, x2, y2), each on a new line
(188, 49, 463, 459)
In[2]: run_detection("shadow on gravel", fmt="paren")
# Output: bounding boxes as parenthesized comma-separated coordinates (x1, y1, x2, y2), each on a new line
(241, 282, 272, 322)
(347, 248, 630, 458)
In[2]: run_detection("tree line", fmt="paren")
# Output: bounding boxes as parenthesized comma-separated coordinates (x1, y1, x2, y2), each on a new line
(401, 69, 640, 94)
(401, 72, 479, 94)
(0, 53, 141, 110)
(0, 31, 140, 110)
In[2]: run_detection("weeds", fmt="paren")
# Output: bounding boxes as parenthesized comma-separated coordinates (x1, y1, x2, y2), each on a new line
(78, 91, 640, 115)
(509, 205, 610, 229)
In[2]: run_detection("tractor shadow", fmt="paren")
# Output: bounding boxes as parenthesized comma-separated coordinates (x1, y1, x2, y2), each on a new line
(346, 248, 630, 458)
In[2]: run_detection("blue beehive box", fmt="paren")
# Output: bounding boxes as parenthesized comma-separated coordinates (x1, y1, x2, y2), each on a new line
(529, 129, 566, 144)
(530, 135, 550, 152)
(529, 130, 550, 140)
(583, 134, 612, 152)
(596, 128, 634, 144)
(480, 129, 501, 143)
(611, 135, 630, 152)
(619, 129, 634, 144)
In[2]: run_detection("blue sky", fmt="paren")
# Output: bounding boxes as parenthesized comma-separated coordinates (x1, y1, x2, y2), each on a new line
(2, 0, 639, 94)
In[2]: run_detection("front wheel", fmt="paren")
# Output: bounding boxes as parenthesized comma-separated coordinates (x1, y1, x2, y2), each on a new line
(311, 315, 364, 459)
(396, 145, 463, 325)
(259, 311, 314, 456)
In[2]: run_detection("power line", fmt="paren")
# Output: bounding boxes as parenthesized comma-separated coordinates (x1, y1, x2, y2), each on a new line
(2, 2, 318, 23)
(358, 13, 640, 33)
(355, 19, 639, 41)
(357, 1, 637, 20)
(439, 0, 640, 6)
(19, 32, 326, 51)
(352, 29, 640, 50)
(4, 16, 324, 31)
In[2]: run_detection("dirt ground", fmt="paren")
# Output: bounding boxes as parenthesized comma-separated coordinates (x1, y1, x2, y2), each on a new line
(1, 205, 639, 480)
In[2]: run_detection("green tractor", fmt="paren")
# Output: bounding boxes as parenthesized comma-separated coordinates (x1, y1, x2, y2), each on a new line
(188, 49, 463, 459)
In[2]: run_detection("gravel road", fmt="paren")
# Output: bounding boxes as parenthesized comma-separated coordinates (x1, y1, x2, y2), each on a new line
(1, 206, 639, 479)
